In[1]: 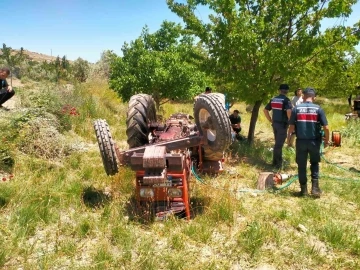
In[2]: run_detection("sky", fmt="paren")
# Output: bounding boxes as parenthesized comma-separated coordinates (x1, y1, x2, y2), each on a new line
(3, 0, 360, 63)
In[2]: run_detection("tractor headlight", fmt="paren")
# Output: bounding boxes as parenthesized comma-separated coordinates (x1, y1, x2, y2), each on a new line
(140, 188, 154, 198)
(167, 188, 182, 198)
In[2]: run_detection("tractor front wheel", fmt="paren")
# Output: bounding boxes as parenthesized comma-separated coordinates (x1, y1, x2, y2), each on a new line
(94, 119, 119, 176)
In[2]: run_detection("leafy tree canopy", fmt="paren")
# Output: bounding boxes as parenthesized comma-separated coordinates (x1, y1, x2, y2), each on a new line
(72, 58, 90, 82)
(109, 21, 211, 107)
(0, 43, 26, 85)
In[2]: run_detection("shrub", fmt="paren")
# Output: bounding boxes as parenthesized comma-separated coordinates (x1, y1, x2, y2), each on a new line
(341, 120, 360, 145)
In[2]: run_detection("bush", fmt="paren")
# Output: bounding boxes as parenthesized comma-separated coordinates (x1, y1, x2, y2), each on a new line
(16, 112, 72, 159)
(341, 120, 360, 145)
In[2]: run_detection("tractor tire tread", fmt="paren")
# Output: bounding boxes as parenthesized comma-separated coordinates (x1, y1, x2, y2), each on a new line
(126, 94, 156, 148)
(194, 94, 232, 161)
(94, 119, 119, 176)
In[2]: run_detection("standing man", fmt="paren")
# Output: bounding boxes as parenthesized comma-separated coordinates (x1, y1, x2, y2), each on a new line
(291, 88, 303, 106)
(0, 67, 14, 109)
(205, 87, 212, 94)
(287, 87, 329, 197)
(263, 84, 293, 169)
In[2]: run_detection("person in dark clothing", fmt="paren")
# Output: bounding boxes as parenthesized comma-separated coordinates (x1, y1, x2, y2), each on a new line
(287, 87, 329, 197)
(0, 67, 14, 109)
(263, 84, 293, 169)
(229, 109, 243, 140)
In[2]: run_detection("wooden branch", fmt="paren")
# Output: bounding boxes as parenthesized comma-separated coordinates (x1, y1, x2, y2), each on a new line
(286, 5, 294, 44)
(291, 0, 327, 39)
(300, 29, 356, 65)
(159, 99, 172, 106)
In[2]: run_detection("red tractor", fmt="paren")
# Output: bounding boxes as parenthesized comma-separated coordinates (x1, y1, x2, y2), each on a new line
(94, 93, 232, 220)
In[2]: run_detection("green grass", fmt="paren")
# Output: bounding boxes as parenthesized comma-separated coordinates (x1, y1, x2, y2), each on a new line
(0, 81, 359, 269)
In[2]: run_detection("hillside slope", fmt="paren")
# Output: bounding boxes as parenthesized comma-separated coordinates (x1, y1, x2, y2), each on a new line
(1, 49, 71, 63)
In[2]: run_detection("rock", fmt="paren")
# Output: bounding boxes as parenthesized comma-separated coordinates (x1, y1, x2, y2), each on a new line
(297, 224, 308, 233)
(104, 186, 112, 197)
(254, 264, 276, 270)
(230, 263, 242, 270)
(200, 245, 213, 259)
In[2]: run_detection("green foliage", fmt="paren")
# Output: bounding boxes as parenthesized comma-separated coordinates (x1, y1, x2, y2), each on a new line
(51, 55, 71, 82)
(72, 57, 90, 82)
(77, 219, 92, 237)
(109, 21, 210, 106)
(300, 49, 360, 97)
(319, 221, 356, 250)
(93, 246, 114, 269)
(15, 54, 72, 82)
(167, 0, 360, 141)
(91, 50, 117, 80)
(237, 221, 266, 258)
(0, 43, 26, 85)
(1, 77, 360, 269)
(0, 147, 15, 171)
(341, 120, 360, 145)
(12, 193, 59, 237)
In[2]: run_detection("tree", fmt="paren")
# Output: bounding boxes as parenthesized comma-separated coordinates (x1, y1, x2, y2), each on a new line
(167, 0, 360, 143)
(298, 50, 358, 98)
(295, 26, 360, 98)
(93, 50, 117, 79)
(109, 21, 210, 108)
(0, 43, 26, 86)
(61, 55, 70, 70)
(72, 58, 90, 82)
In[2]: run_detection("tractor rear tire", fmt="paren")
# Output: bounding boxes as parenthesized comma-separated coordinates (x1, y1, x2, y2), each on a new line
(194, 94, 232, 161)
(94, 119, 119, 176)
(126, 94, 157, 148)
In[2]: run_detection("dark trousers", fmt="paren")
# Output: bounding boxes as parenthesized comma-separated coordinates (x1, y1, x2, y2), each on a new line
(0, 90, 15, 106)
(233, 127, 241, 134)
(272, 122, 288, 166)
(296, 139, 321, 185)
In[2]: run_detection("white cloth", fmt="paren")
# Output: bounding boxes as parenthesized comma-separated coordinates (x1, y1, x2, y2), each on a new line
(291, 96, 303, 106)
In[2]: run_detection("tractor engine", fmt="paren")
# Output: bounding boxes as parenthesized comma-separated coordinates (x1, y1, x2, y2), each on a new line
(149, 113, 197, 143)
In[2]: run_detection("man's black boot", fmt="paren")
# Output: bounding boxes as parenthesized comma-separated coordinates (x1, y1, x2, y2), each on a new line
(299, 185, 308, 197)
(311, 179, 322, 198)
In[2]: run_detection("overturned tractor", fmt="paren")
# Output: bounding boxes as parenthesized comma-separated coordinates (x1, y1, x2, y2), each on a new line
(94, 93, 232, 220)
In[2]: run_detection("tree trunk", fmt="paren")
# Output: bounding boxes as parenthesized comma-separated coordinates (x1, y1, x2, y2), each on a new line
(154, 97, 161, 111)
(247, 100, 263, 144)
(152, 92, 161, 111)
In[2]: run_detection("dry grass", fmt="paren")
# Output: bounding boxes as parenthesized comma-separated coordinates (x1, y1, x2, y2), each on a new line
(0, 82, 360, 269)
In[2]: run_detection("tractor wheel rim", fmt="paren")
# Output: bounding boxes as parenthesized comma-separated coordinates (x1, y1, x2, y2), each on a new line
(199, 108, 216, 142)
